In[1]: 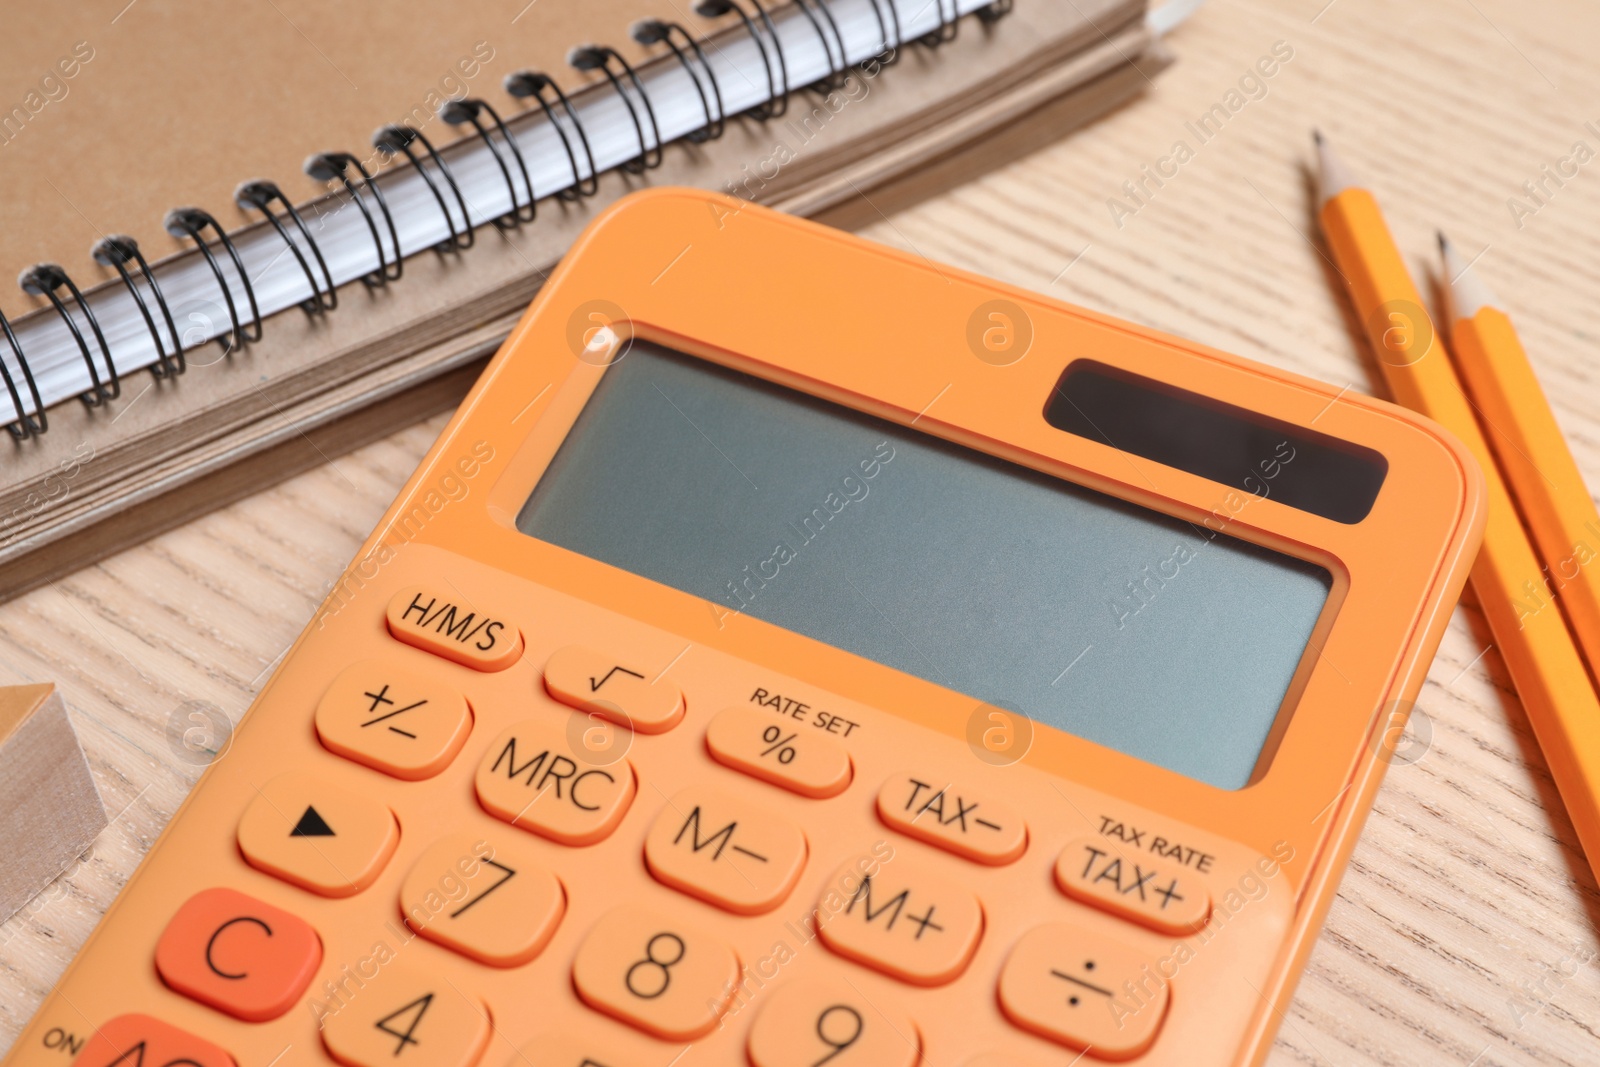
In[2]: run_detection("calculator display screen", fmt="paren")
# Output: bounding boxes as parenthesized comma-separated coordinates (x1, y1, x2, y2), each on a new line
(517, 343, 1332, 789)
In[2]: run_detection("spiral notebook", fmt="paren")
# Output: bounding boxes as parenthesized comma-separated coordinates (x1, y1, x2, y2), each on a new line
(0, 0, 1167, 599)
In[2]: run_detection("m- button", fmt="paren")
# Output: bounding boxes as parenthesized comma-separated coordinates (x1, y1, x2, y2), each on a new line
(876, 772, 1027, 865)
(644, 786, 807, 914)
(1054, 837, 1210, 936)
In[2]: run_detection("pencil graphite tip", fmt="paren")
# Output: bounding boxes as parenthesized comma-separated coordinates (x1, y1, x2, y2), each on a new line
(1439, 232, 1500, 321)
(1313, 129, 1358, 206)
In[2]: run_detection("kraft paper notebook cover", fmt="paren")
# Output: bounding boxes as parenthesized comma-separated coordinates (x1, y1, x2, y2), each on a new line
(0, 0, 1169, 598)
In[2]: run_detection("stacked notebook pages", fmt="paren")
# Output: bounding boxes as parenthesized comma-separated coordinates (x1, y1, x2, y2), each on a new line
(0, 0, 1164, 598)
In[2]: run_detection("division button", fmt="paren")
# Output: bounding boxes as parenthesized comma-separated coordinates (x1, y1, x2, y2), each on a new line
(385, 586, 522, 672)
(399, 832, 565, 967)
(997, 923, 1170, 1059)
(814, 854, 984, 986)
(315, 660, 473, 780)
(571, 906, 739, 1041)
(704, 705, 853, 798)
(72, 1014, 237, 1067)
(474, 717, 637, 846)
(543, 646, 684, 734)
(746, 977, 920, 1067)
(154, 888, 321, 1022)
(237, 772, 399, 897)
(1054, 837, 1210, 936)
(320, 965, 490, 1067)
(643, 786, 807, 914)
(875, 772, 1027, 865)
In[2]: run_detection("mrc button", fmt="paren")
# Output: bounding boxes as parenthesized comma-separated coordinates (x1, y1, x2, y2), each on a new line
(876, 773, 1027, 865)
(385, 585, 523, 671)
(1054, 837, 1210, 936)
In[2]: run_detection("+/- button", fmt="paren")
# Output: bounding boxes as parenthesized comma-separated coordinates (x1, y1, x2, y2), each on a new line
(704, 706, 852, 798)
(876, 772, 1027, 865)
(320, 964, 490, 1067)
(474, 717, 636, 846)
(386, 586, 522, 671)
(571, 905, 739, 1041)
(400, 832, 565, 967)
(315, 660, 472, 780)
(72, 1015, 236, 1067)
(746, 977, 920, 1067)
(998, 922, 1169, 1059)
(815, 853, 983, 986)
(643, 786, 807, 914)
(543, 646, 684, 734)
(154, 888, 321, 1022)
(237, 772, 399, 896)
(1054, 837, 1210, 936)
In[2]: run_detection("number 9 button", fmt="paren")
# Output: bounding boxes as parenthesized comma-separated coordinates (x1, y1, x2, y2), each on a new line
(746, 977, 920, 1067)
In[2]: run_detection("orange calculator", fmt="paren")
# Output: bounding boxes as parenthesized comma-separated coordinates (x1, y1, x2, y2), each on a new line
(7, 189, 1484, 1067)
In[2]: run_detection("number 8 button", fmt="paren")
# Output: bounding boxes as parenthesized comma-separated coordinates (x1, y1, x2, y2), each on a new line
(571, 906, 739, 1041)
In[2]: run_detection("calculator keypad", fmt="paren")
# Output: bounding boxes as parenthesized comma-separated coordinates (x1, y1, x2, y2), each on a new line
(319, 964, 491, 1067)
(876, 772, 1028, 866)
(473, 718, 637, 845)
(746, 977, 921, 1067)
(236, 772, 400, 896)
(71, 1015, 238, 1067)
(571, 906, 740, 1041)
(315, 660, 472, 780)
(154, 888, 321, 1022)
(385, 585, 523, 671)
(997, 922, 1171, 1058)
(643, 785, 808, 914)
(704, 705, 853, 797)
(815, 855, 985, 986)
(543, 645, 685, 733)
(399, 832, 566, 967)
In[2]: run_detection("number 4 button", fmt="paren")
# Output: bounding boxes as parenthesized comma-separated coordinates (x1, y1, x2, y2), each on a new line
(320, 965, 489, 1067)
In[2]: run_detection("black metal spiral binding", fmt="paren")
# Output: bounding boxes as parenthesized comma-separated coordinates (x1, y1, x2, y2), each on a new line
(0, 307, 45, 439)
(20, 264, 120, 406)
(237, 180, 339, 314)
(920, 0, 960, 46)
(92, 236, 184, 380)
(861, 0, 899, 64)
(978, 0, 1014, 23)
(569, 45, 665, 174)
(694, 1, 788, 119)
(373, 125, 475, 252)
(795, 0, 849, 90)
(504, 72, 599, 200)
(304, 152, 403, 286)
(633, 20, 726, 142)
(440, 99, 537, 228)
(165, 207, 264, 354)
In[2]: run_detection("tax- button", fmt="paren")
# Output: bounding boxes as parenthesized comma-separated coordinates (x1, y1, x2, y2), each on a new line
(876, 772, 1027, 865)
(543, 645, 684, 734)
(644, 786, 807, 914)
(1055, 837, 1210, 935)
(815, 854, 984, 986)
(386, 585, 522, 672)
(154, 888, 321, 1021)
(704, 705, 852, 798)
(237, 771, 399, 896)
(474, 717, 636, 845)
(998, 923, 1169, 1059)
(315, 660, 472, 780)
(400, 832, 565, 967)
(746, 977, 920, 1067)
(571, 906, 739, 1041)
(73, 1015, 236, 1067)
(320, 964, 490, 1067)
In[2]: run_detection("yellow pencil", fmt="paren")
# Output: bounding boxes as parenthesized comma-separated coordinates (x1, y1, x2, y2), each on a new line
(1439, 234, 1600, 687)
(1314, 131, 1600, 873)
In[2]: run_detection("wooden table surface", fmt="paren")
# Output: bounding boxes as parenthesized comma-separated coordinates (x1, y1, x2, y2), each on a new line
(4, 0, 1600, 1063)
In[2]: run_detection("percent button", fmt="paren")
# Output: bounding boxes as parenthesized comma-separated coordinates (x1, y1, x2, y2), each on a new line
(705, 706, 852, 799)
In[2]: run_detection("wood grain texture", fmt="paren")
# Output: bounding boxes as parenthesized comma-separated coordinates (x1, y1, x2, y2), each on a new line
(3, 0, 1600, 1063)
